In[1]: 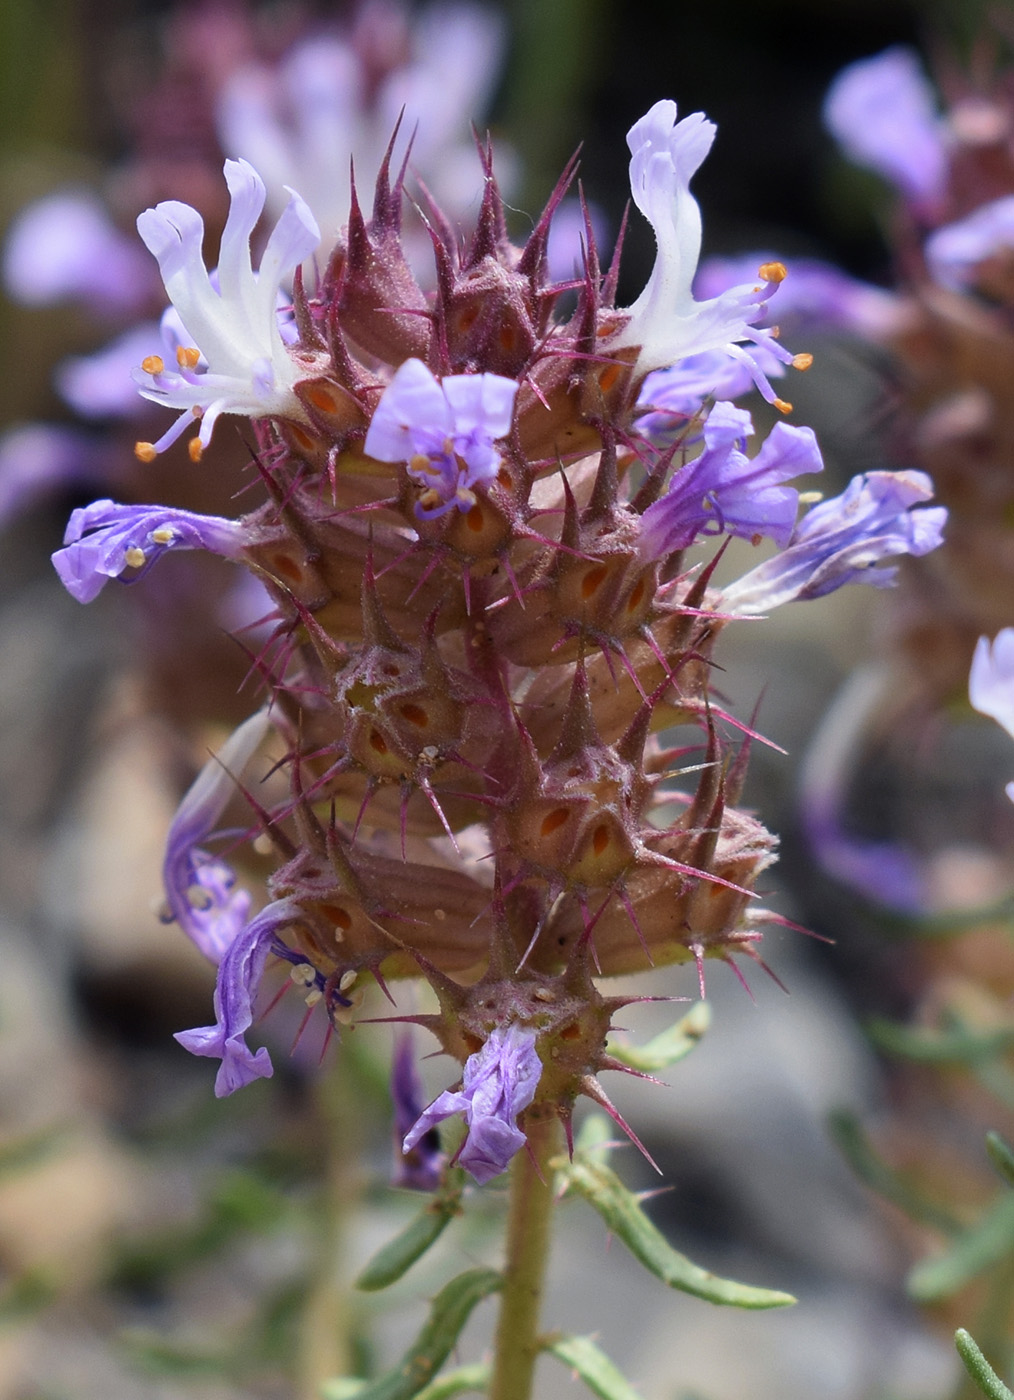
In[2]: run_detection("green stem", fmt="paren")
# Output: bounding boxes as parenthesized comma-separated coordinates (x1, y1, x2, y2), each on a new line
(489, 1115, 562, 1400)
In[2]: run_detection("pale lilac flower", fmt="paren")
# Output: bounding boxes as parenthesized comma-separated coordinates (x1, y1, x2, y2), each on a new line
(134, 158, 320, 457)
(176, 896, 304, 1096)
(546, 198, 609, 282)
(695, 253, 906, 337)
(161, 709, 272, 963)
(970, 630, 1014, 802)
(639, 402, 823, 556)
(56, 323, 162, 419)
(0, 424, 105, 526)
(926, 197, 1014, 291)
(403, 1023, 542, 1184)
(52, 500, 248, 603)
(720, 470, 947, 615)
(391, 1034, 444, 1191)
(823, 47, 948, 213)
(611, 101, 797, 392)
(635, 340, 788, 433)
(364, 357, 518, 519)
(217, 4, 507, 245)
(3, 190, 154, 316)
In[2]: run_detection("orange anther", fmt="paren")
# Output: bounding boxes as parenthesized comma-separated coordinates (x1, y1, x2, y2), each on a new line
(188, 437, 204, 462)
(134, 441, 157, 463)
(758, 261, 788, 284)
(177, 345, 201, 369)
(141, 354, 164, 375)
(792, 352, 814, 371)
(773, 398, 793, 415)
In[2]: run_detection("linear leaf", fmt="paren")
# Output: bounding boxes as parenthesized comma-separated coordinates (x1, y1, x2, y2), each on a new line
(606, 1003, 711, 1073)
(986, 1133, 1014, 1191)
(555, 1156, 794, 1309)
(829, 1110, 962, 1234)
(545, 1333, 643, 1400)
(956, 1329, 1014, 1400)
(413, 1363, 490, 1400)
(867, 1018, 1014, 1065)
(356, 1176, 464, 1292)
(321, 1269, 501, 1400)
(909, 1195, 1014, 1301)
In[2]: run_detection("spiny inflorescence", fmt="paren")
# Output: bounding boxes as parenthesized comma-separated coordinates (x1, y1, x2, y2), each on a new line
(54, 100, 945, 1181)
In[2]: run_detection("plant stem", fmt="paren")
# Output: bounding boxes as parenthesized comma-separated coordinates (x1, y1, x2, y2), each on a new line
(489, 1113, 562, 1400)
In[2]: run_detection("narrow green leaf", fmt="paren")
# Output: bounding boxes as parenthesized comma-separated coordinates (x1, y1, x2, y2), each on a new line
(909, 1195, 1014, 1301)
(544, 1333, 642, 1400)
(867, 1018, 1014, 1065)
(986, 1133, 1014, 1191)
(321, 1268, 501, 1400)
(355, 1176, 464, 1292)
(413, 1363, 490, 1400)
(606, 1002, 711, 1073)
(829, 1110, 962, 1234)
(956, 1329, 1014, 1400)
(555, 1156, 794, 1309)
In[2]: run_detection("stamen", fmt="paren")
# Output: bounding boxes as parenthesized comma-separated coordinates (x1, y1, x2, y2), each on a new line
(290, 962, 316, 986)
(338, 970, 357, 993)
(124, 546, 146, 569)
(141, 355, 164, 375)
(773, 398, 793, 415)
(150, 526, 176, 545)
(177, 345, 201, 370)
(188, 437, 204, 463)
(305, 988, 323, 1007)
(134, 442, 157, 463)
(792, 353, 814, 371)
(758, 261, 788, 283)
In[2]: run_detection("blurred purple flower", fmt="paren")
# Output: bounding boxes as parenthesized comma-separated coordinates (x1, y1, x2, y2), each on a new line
(695, 253, 906, 337)
(3, 189, 155, 316)
(52, 499, 247, 603)
(639, 401, 822, 556)
(56, 323, 163, 419)
(364, 357, 517, 519)
(176, 896, 303, 1096)
(970, 629, 1014, 802)
(0, 424, 105, 526)
(721, 469, 947, 614)
(403, 1023, 542, 1184)
(926, 196, 1014, 291)
(161, 709, 272, 963)
(391, 1034, 444, 1191)
(823, 47, 948, 213)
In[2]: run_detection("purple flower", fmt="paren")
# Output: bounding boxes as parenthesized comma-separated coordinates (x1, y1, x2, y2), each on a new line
(403, 1023, 542, 1184)
(175, 896, 303, 1096)
(216, 6, 507, 244)
(639, 402, 823, 556)
(695, 253, 905, 338)
(56, 324, 162, 419)
(391, 1034, 444, 1191)
(635, 341, 789, 430)
(720, 470, 947, 615)
(823, 48, 948, 213)
(363, 358, 518, 519)
(970, 630, 1014, 802)
(134, 158, 320, 458)
(52, 500, 248, 603)
(161, 709, 272, 963)
(610, 102, 797, 394)
(0, 424, 105, 527)
(3, 189, 155, 316)
(926, 197, 1014, 292)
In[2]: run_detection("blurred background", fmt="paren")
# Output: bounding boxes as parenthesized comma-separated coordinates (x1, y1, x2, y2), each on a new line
(1, 1, 1013, 1397)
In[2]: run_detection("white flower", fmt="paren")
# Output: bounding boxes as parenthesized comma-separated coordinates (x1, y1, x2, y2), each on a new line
(612, 101, 791, 389)
(133, 158, 320, 459)
(970, 629, 1014, 803)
